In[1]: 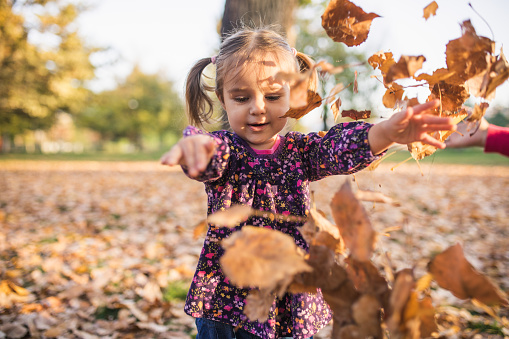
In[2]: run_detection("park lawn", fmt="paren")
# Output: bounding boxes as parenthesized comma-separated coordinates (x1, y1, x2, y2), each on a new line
(1, 147, 508, 165)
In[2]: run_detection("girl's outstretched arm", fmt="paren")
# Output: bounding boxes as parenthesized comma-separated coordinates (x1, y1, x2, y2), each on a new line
(160, 134, 216, 177)
(368, 99, 456, 155)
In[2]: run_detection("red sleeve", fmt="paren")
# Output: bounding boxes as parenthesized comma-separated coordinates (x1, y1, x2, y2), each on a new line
(484, 124, 509, 157)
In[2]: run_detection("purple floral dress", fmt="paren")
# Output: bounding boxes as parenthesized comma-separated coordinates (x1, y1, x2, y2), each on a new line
(182, 122, 383, 339)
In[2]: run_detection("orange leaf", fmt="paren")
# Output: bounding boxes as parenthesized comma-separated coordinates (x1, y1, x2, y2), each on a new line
(331, 98, 342, 121)
(341, 109, 370, 121)
(423, 1, 438, 20)
(283, 90, 322, 119)
(330, 181, 376, 262)
(207, 204, 253, 228)
(321, 0, 380, 47)
(368, 51, 396, 76)
(385, 55, 426, 83)
(220, 226, 312, 292)
(428, 243, 509, 306)
(382, 83, 404, 109)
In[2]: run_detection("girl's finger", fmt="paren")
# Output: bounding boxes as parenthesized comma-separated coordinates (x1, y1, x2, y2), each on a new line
(412, 99, 440, 115)
(160, 146, 182, 166)
(420, 133, 446, 149)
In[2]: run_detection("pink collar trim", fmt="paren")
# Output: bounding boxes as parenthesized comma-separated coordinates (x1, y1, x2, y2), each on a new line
(252, 135, 281, 155)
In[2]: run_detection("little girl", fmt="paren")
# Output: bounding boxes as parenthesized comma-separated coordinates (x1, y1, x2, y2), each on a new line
(161, 27, 455, 339)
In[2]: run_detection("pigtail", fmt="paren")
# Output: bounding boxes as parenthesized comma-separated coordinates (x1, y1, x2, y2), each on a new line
(185, 57, 216, 128)
(295, 51, 318, 93)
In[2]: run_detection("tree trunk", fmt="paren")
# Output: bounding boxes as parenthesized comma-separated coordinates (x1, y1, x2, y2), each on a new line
(221, 0, 298, 45)
(219, 0, 298, 129)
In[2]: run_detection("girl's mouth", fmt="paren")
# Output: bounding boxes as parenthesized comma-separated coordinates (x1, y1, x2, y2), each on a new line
(248, 123, 269, 131)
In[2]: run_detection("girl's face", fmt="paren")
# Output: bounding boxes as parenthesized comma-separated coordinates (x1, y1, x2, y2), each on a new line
(218, 54, 292, 150)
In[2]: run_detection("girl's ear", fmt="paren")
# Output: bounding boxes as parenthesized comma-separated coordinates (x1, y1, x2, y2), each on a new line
(216, 90, 226, 110)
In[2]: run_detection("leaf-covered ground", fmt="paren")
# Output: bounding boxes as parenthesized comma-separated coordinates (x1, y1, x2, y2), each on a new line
(0, 160, 507, 338)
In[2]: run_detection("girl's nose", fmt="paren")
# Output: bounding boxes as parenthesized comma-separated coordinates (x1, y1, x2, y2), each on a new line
(250, 95, 266, 115)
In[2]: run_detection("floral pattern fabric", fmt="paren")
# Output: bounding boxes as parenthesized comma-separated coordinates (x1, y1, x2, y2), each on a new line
(182, 122, 383, 339)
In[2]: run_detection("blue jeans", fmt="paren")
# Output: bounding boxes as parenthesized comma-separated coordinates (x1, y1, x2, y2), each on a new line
(195, 318, 313, 339)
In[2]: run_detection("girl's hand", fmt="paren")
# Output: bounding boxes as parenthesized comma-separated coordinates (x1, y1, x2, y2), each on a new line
(446, 117, 489, 149)
(160, 135, 216, 177)
(368, 100, 456, 155)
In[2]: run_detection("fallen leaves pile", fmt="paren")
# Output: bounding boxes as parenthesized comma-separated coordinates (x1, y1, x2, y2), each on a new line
(0, 160, 508, 338)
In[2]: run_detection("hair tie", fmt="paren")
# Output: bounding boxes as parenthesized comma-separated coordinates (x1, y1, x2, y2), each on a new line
(291, 48, 297, 57)
(211, 55, 217, 64)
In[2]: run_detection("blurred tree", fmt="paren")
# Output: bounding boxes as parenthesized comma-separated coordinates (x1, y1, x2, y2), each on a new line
(77, 66, 185, 151)
(0, 0, 96, 152)
(221, 0, 307, 43)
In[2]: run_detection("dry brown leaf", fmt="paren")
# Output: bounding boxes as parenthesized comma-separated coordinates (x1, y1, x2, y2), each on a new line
(283, 90, 322, 119)
(445, 20, 495, 83)
(430, 81, 470, 113)
(467, 102, 489, 122)
(220, 226, 312, 291)
(300, 209, 344, 254)
(345, 258, 390, 310)
(423, 1, 438, 20)
(244, 288, 274, 322)
(330, 181, 376, 262)
(326, 83, 347, 104)
(341, 109, 371, 121)
(331, 97, 342, 121)
(355, 189, 400, 206)
(386, 269, 415, 336)
(207, 204, 253, 228)
(382, 83, 404, 109)
(415, 67, 459, 86)
(321, 0, 380, 47)
(428, 243, 509, 306)
(368, 51, 396, 76)
(480, 49, 509, 99)
(385, 55, 426, 84)
(352, 294, 383, 338)
(408, 141, 437, 161)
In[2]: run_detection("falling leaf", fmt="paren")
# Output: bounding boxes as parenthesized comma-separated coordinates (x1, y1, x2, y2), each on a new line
(408, 141, 437, 161)
(321, 0, 380, 47)
(207, 204, 253, 228)
(428, 243, 509, 306)
(415, 67, 458, 86)
(326, 83, 347, 104)
(244, 288, 275, 322)
(385, 55, 426, 84)
(192, 219, 208, 239)
(445, 20, 495, 83)
(430, 81, 470, 113)
(283, 90, 322, 119)
(386, 269, 415, 336)
(423, 1, 438, 20)
(467, 102, 489, 122)
(355, 189, 400, 206)
(330, 181, 376, 262)
(368, 51, 396, 76)
(480, 49, 509, 99)
(275, 70, 313, 108)
(382, 83, 404, 108)
(220, 226, 312, 291)
(300, 209, 344, 254)
(345, 258, 390, 309)
(341, 109, 371, 121)
(352, 294, 383, 338)
(353, 70, 359, 93)
(331, 98, 342, 121)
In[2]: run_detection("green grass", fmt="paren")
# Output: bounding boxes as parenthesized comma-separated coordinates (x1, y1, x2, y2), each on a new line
(382, 148, 509, 166)
(1, 148, 508, 165)
(163, 280, 190, 302)
(0, 151, 164, 162)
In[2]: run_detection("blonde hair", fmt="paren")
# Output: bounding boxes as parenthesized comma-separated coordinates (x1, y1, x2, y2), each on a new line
(185, 26, 317, 128)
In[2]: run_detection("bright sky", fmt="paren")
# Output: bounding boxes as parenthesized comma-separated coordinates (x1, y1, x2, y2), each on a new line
(78, 0, 509, 110)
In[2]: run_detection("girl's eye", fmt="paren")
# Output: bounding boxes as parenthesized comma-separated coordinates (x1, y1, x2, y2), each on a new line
(266, 95, 281, 101)
(234, 97, 248, 103)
